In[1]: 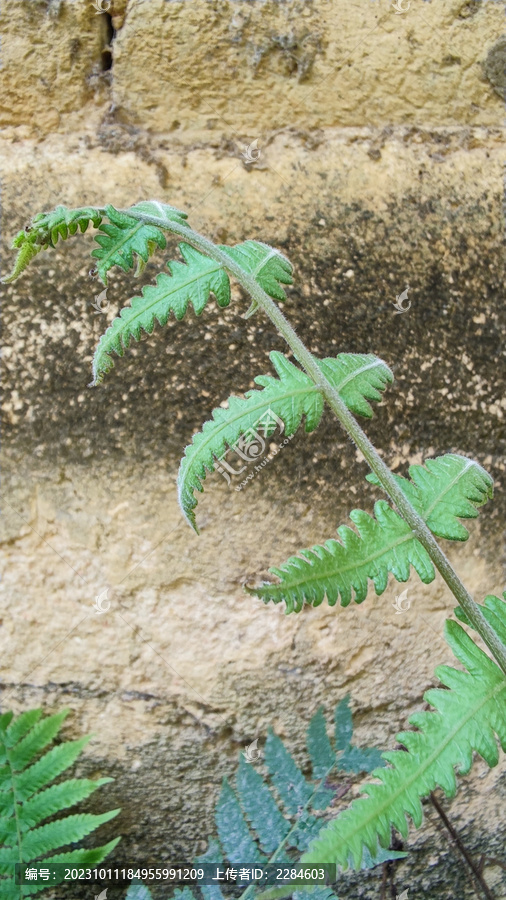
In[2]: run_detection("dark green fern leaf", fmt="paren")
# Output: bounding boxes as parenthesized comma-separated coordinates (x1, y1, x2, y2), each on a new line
(127, 889, 195, 900)
(306, 709, 336, 784)
(126, 882, 153, 900)
(0, 708, 120, 897)
(91, 243, 231, 386)
(2, 206, 103, 283)
(247, 454, 492, 612)
(216, 779, 267, 867)
(235, 759, 290, 854)
(293, 888, 336, 900)
(178, 352, 393, 531)
(332, 697, 385, 775)
(300, 600, 506, 870)
(195, 838, 225, 900)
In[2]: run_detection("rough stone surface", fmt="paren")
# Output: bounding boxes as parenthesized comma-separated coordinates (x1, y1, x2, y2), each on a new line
(1, 1, 505, 898)
(1, 0, 504, 136)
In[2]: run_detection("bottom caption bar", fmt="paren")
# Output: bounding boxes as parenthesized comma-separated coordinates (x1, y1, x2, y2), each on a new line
(16, 864, 337, 887)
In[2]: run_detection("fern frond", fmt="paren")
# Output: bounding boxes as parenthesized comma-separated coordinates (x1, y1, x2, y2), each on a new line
(91, 243, 231, 386)
(219, 241, 293, 301)
(214, 700, 399, 866)
(91, 239, 293, 385)
(2, 233, 42, 284)
(216, 777, 267, 866)
(300, 599, 506, 871)
(126, 887, 201, 900)
(123, 701, 402, 900)
(2, 206, 103, 283)
(30, 206, 103, 247)
(247, 453, 492, 612)
(0, 708, 120, 897)
(91, 202, 187, 285)
(247, 501, 433, 613)
(455, 591, 506, 644)
(178, 352, 393, 531)
(366, 453, 493, 540)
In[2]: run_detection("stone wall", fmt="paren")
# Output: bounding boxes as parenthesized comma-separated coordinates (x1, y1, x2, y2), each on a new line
(1, 1, 505, 897)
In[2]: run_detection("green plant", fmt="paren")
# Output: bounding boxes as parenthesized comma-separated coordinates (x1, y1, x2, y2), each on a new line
(4, 203, 506, 891)
(124, 699, 405, 900)
(0, 707, 120, 898)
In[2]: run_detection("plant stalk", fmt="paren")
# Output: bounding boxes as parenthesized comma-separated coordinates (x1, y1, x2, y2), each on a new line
(430, 792, 495, 900)
(115, 208, 506, 676)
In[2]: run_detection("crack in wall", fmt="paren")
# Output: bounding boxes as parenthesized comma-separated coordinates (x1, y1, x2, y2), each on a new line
(101, 11, 114, 72)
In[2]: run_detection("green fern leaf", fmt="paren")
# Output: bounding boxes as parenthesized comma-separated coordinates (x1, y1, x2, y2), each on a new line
(219, 240, 293, 301)
(11, 810, 118, 862)
(247, 501, 433, 613)
(366, 453, 493, 540)
(293, 889, 336, 900)
(2, 233, 42, 284)
(247, 453, 492, 612)
(455, 591, 506, 644)
(0, 778, 113, 833)
(300, 601, 506, 870)
(91, 243, 231, 386)
(0, 708, 120, 896)
(2, 207, 103, 284)
(0, 711, 41, 746)
(30, 206, 103, 247)
(91, 238, 293, 385)
(90, 203, 175, 285)
(178, 352, 393, 531)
